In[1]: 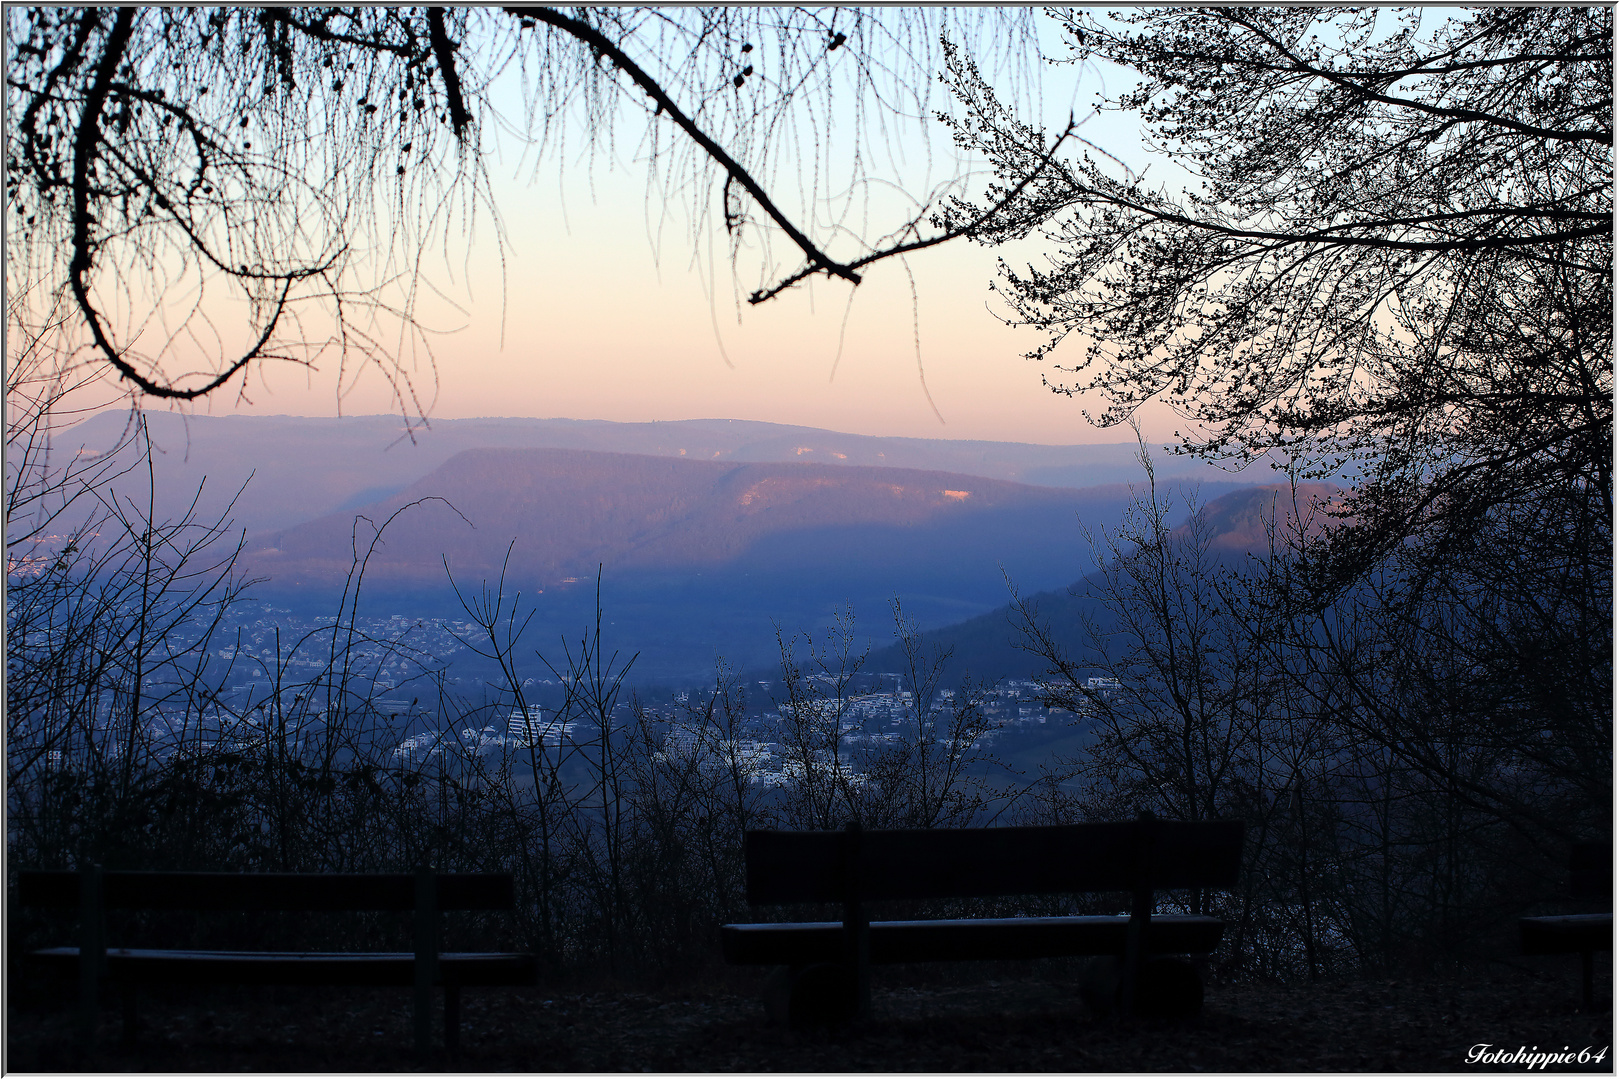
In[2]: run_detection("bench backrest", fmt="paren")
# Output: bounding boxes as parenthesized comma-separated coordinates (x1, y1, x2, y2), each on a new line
(17, 871, 515, 912)
(744, 820, 1244, 905)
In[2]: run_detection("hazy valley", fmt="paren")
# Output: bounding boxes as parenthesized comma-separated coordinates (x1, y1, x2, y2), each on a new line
(63, 411, 1271, 681)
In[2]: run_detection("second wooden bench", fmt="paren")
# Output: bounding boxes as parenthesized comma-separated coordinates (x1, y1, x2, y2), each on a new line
(722, 814, 1244, 1025)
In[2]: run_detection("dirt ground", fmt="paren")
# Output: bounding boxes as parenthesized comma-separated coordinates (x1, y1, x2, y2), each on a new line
(6, 958, 1612, 1072)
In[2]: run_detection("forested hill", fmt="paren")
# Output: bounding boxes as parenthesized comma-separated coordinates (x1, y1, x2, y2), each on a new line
(239, 446, 1148, 591)
(863, 482, 1342, 686)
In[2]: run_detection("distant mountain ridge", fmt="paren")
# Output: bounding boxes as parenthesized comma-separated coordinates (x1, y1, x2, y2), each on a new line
(62, 411, 1266, 537)
(240, 446, 1141, 592)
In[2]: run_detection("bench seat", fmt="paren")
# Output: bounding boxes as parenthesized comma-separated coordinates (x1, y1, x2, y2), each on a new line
(1519, 913, 1612, 956)
(723, 914, 1226, 966)
(27, 947, 537, 986)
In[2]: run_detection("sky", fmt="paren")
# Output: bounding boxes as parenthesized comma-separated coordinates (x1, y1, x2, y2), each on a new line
(172, 13, 1193, 447)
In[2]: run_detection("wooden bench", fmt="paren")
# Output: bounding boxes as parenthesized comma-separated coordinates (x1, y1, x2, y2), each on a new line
(1520, 841, 1612, 1011)
(721, 814, 1244, 1025)
(18, 865, 537, 1054)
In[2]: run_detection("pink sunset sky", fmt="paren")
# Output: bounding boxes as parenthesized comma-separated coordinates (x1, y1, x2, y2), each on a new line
(151, 18, 1196, 448)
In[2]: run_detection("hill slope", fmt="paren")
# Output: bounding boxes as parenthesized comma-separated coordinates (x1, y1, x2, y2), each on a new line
(864, 482, 1342, 685)
(241, 448, 1141, 591)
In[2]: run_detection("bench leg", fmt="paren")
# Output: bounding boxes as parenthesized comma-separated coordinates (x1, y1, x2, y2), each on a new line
(413, 865, 439, 1057)
(1082, 954, 1204, 1019)
(444, 986, 460, 1057)
(414, 983, 432, 1056)
(1582, 951, 1594, 1012)
(78, 865, 105, 1049)
(78, 956, 98, 1048)
(762, 965, 799, 1027)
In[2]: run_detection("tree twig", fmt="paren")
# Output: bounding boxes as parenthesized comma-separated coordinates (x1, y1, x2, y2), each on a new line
(748, 118, 1080, 305)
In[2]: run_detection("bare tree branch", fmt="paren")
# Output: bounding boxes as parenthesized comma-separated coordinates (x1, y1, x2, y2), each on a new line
(748, 117, 1081, 305)
(510, 6, 862, 289)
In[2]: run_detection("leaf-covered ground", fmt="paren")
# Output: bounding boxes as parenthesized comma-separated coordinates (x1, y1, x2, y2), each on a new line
(7, 959, 1611, 1072)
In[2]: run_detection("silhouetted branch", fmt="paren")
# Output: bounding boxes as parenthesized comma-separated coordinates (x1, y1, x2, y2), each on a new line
(426, 8, 470, 140)
(67, 8, 305, 401)
(747, 117, 1081, 305)
(510, 6, 861, 289)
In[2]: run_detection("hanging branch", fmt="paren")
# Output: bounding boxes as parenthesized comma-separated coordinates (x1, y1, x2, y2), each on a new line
(511, 7, 862, 288)
(68, 9, 315, 401)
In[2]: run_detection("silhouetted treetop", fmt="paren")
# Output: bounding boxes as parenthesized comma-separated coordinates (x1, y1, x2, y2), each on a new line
(939, 8, 1611, 576)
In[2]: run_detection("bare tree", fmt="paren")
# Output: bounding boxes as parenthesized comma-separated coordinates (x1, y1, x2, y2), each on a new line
(771, 607, 867, 830)
(1013, 460, 1269, 827)
(939, 8, 1610, 580)
(859, 600, 997, 829)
